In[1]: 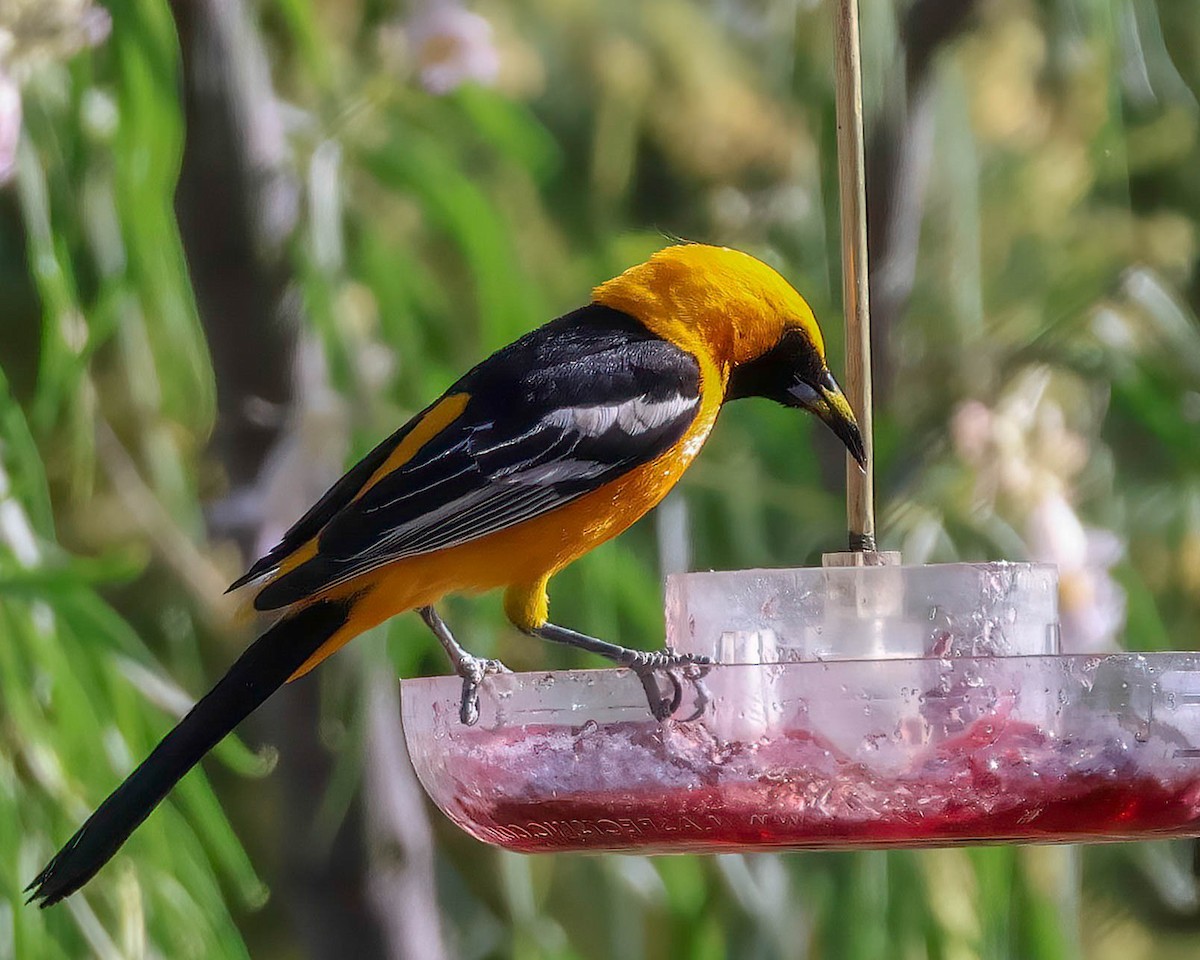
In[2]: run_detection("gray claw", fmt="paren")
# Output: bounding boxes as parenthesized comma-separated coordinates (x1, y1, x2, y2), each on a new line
(628, 649, 713, 722)
(455, 657, 511, 726)
(677, 665, 712, 722)
(636, 671, 681, 721)
(459, 675, 482, 726)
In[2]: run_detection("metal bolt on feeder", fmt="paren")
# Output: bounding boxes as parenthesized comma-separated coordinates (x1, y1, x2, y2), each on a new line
(400, 0, 1200, 853)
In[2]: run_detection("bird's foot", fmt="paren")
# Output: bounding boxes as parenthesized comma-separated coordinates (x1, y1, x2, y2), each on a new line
(455, 654, 512, 726)
(417, 605, 512, 726)
(524, 622, 712, 722)
(619, 648, 712, 722)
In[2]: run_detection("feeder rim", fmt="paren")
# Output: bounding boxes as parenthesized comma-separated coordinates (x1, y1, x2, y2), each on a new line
(668, 560, 1060, 579)
(399, 650, 1175, 690)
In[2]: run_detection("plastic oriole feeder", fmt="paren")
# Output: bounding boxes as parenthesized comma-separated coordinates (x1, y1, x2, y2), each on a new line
(400, 0, 1200, 852)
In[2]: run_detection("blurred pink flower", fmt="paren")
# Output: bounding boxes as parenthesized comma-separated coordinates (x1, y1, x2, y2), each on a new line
(950, 400, 993, 466)
(1026, 491, 1126, 654)
(79, 5, 112, 48)
(408, 1, 499, 95)
(0, 71, 20, 184)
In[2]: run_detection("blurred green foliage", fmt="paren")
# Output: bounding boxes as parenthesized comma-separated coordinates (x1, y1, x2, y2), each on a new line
(4, 0, 1200, 958)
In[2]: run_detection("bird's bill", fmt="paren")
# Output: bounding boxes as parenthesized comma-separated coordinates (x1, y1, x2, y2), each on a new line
(788, 371, 867, 469)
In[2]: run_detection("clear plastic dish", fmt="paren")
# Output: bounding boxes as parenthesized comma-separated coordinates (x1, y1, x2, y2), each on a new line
(400, 563, 1200, 852)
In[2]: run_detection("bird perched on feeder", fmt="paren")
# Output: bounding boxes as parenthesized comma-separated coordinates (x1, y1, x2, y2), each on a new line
(28, 243, 864, 906)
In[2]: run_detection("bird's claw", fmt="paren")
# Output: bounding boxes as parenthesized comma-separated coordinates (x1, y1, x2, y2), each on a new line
(456, 656, 512, 726)
(624, 648, 712, 722)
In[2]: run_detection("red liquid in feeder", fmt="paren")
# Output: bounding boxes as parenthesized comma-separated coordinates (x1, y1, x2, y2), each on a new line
(441, 712, 1200, 852)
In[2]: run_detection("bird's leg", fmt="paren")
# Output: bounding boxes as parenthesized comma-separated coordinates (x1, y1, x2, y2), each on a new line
(417, 606, 511, 726)
(525, 622, 710, 721)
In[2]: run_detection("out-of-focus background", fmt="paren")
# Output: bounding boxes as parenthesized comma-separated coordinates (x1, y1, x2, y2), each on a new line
(3, 0, 1200, 956)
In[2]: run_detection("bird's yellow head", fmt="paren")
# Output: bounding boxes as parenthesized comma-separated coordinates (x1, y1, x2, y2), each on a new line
(594, 243, 865, 466)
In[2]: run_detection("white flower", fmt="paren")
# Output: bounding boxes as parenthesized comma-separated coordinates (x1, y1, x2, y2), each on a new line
(1026, 490, 1087, 570)
(0, 70, 20, 184)
(1026, 491, 1125, 654)
(1, 1, 111, 67)
(0, 1, 112, 186)
(407, 2, 499, 95)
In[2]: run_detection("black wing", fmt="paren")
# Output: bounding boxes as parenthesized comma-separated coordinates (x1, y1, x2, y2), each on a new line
(250, 305, 701, 611)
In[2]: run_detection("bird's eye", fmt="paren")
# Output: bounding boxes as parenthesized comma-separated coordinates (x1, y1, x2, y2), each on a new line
(779, 328, 823, 381)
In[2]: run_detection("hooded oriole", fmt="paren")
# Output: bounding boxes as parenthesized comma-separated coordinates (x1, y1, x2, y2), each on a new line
(28, 243, 863, 906)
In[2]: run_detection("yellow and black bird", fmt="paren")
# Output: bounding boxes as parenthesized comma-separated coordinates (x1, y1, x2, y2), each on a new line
(28, 243, 864, 906)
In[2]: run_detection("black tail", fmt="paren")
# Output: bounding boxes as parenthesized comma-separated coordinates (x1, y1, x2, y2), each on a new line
(26, 599, 351, 907)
